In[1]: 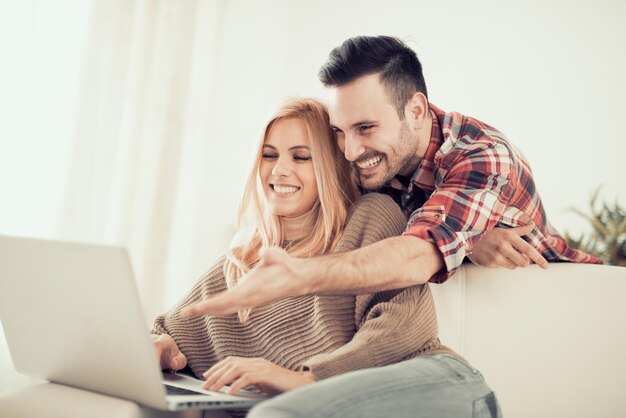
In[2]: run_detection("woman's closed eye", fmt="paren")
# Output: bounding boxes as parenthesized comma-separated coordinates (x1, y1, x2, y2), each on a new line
(262, 153, 278, 160)
(293, 154, 311, 162)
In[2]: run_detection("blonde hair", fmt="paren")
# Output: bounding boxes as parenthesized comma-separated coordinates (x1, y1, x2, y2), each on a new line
(223, 98, 358, 323)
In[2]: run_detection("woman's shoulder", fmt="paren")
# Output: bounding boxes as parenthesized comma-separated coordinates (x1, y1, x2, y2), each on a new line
(340, 192, 406, 245)
(349, 192, 403, 219)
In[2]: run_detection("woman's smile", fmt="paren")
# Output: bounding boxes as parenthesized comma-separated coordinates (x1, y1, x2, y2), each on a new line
(270, 184, 301, 196)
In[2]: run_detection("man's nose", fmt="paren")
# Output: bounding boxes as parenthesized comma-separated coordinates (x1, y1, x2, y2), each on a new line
(343, 133, 365, 162)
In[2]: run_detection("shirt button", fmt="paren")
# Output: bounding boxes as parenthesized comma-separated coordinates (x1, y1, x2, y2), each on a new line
(434, 214, 441, 219)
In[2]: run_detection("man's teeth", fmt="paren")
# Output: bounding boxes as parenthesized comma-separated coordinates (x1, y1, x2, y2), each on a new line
(273, 185, 300, 194)
(356, 156, 383, 169)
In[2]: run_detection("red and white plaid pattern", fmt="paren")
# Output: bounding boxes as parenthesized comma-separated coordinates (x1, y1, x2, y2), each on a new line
(401, 104, 602, 283)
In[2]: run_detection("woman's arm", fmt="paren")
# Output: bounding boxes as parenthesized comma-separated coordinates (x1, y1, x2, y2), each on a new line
(298, 193, 439, 379)
(301, 284, 438, 379)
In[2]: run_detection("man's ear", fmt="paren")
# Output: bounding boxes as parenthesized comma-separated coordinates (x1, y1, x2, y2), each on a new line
(405, 92, 429, 129)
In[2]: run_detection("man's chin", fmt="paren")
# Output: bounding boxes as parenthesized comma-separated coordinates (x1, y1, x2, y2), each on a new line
(354, 162, 394, 190)
(358, 174, 388, 191)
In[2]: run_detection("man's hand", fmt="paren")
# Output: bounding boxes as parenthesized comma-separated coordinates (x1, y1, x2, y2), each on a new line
(151, 334, 187, 371)
(201, 356, 315, 396)
(468, 223, 549, 270)
(181, 247, 306, 317)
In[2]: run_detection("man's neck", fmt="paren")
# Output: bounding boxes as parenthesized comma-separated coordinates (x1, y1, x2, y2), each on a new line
(398, 111, 433, 177)
(416, 110, 433, 160)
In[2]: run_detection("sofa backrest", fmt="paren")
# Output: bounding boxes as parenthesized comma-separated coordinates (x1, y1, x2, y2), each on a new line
(431, 263, 626, 418)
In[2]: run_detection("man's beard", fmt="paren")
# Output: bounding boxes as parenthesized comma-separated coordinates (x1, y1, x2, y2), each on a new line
(355, 124, 419, 191)
(353, 157, 394, 191)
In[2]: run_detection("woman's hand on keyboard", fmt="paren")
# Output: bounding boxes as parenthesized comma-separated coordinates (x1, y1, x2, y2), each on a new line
(201, 356, 316, 396)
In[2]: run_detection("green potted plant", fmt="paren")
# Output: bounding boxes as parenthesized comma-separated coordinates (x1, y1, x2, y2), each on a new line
(565, 188, 626, 267)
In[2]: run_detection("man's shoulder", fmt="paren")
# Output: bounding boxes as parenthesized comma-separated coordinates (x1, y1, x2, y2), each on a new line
(432, 106, 517, 170)
(435, 106, 508, 151)
(433, 104, 503, 136)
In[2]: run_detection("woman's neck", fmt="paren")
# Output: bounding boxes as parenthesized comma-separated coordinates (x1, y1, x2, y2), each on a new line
(281, 210, 316, 243)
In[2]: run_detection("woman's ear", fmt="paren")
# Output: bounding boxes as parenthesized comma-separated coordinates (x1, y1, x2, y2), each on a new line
(405, 92, 429, 129)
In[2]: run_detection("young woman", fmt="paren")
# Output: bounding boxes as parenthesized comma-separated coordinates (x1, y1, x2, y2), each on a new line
(151, 98, 453, 399)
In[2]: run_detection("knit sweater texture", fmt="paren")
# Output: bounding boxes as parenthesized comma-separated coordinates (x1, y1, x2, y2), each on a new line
(152, 193, 455, 385)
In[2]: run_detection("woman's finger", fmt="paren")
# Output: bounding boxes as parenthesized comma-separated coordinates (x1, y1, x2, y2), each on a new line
(226, 372, 257, 396)
(206, 364, 241, 392)
(202, 361, 232, 390)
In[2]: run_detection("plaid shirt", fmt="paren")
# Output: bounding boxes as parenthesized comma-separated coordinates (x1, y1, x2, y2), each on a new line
(387, 104, 602, 283)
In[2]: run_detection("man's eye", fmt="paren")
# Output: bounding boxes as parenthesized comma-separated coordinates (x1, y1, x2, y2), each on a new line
(359, 125, 373, 132)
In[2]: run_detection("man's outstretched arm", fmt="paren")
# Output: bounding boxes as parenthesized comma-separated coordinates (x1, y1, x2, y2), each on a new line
(181, 235, 443, 317)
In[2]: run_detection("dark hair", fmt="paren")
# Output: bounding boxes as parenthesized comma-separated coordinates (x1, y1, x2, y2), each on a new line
(319, 36, 428, 118)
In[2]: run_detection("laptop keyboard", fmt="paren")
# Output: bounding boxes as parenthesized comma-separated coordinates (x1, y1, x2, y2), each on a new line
(164, 384, 211, 396)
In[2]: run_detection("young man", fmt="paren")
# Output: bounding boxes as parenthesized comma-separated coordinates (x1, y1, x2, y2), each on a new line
(181, 36, 601, 417)
(182, 36, 600, 317)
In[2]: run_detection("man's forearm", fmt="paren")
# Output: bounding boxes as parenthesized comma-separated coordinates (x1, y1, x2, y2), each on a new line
(180, 236, 444, 317)
(299, 235, 444, 295)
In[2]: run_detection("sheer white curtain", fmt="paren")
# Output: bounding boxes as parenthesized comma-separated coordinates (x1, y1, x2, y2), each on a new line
(0, 0, 247, 393)
(1, 0, 309, 393)
(59, 0, 229, 319)
(1, 0, 249, 319)
(1, 0, 197, 314)
(56, 0, 314, 322)
(1, 0, 95, 393)
(0, 1, 307, 391)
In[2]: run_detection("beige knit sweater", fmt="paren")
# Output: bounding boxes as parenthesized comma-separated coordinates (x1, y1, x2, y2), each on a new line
(152, 193, 455, 383)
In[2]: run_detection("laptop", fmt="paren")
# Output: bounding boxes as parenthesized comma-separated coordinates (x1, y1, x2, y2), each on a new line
(0, 235, 266, 411)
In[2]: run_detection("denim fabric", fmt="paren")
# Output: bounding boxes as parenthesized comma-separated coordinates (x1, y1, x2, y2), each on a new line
(247, 355, 502, 418)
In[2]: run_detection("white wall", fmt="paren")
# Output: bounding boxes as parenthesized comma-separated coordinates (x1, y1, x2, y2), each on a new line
(182, 0, 626, 237)
(276, 0, 626, 235)
(1, 0, 625, 395)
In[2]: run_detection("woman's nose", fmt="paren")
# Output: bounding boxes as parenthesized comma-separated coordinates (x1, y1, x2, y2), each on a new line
(271, 158, 292, 177)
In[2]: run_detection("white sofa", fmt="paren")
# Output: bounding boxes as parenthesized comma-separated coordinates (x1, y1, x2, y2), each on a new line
(1, 263, 625, 417)
(431, 263, 626, 418)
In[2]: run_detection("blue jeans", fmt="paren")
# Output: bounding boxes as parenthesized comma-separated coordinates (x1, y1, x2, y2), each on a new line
(247, 355, 502, 418)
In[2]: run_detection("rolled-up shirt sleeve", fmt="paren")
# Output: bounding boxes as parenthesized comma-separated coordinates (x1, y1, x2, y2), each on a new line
(403, 142, 517, 283)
